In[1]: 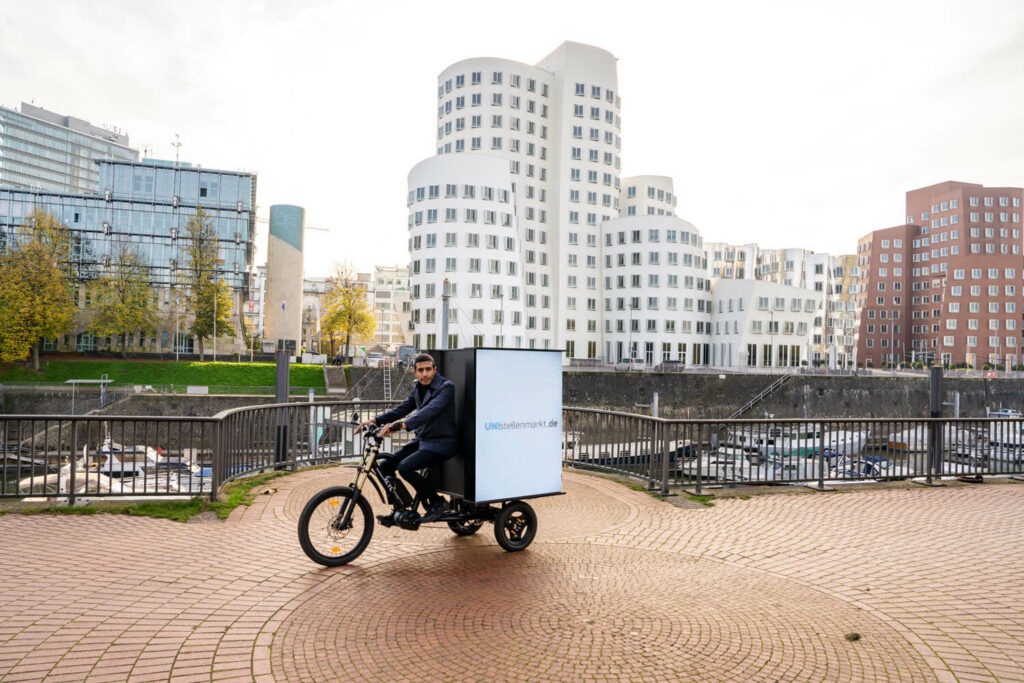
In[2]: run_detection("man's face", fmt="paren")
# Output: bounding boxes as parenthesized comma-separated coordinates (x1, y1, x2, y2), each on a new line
(414, 361, 436, 385)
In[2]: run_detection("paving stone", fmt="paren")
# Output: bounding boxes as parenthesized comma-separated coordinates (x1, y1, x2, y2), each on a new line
(0, 467, 1022, 681)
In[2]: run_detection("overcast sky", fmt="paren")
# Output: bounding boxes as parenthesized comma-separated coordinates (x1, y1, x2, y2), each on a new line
(3, 0, 1023, 275)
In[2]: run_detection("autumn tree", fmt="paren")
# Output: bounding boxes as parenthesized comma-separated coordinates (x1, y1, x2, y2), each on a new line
(0, 209, 75, 369)
(323, 266, 375, 363)
(183, 209, 233, 358)
(89, 244, 158, 357)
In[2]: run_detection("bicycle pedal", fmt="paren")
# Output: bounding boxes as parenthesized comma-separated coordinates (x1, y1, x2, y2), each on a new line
(375, 514, 396, 527)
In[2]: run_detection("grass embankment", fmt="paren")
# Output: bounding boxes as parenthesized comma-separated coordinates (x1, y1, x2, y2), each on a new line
(0, 360, 325, 388)
(3, 471, 293, 522)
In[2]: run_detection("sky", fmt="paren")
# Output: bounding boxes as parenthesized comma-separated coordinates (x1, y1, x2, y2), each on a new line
(3, 0, 1023, 276)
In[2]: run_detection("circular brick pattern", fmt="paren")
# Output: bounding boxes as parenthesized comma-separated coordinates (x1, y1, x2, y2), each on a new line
(272, 544, 933, 682)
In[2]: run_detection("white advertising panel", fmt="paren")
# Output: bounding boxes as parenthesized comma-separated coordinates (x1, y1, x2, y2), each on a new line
(474, 350, 563, 501)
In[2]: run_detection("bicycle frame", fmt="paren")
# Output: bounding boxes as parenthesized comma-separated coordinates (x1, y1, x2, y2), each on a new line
(335, 424, 415, 526)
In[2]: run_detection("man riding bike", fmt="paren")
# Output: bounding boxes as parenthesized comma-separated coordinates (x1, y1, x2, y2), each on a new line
(359, 353, 456, 523)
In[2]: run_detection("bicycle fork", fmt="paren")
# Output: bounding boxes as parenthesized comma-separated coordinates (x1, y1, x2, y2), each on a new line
(336, 443, 379, 527)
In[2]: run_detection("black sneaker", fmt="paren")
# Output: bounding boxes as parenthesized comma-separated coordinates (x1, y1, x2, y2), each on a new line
(420, 500, 446, 524)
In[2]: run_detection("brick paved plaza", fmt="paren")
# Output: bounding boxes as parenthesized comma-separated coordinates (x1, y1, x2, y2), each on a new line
(1, 470, 1023, 682)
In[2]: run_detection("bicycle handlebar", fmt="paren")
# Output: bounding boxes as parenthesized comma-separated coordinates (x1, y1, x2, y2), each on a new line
(355, 422, 387, 443)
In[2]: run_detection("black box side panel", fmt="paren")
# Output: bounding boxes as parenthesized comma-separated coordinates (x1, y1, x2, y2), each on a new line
(431, 349, 475, 499)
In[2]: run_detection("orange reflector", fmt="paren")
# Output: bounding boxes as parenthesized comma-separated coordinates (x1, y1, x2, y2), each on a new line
(329, 500, 338, 506)
(332, 547, 341, 553)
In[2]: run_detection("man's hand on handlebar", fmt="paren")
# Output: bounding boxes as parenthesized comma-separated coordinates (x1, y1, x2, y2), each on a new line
(356, 418, 376, 433)
(379, 421, 405, 437)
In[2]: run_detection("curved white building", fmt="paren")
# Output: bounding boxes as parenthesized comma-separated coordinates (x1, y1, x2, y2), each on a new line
(537, 43, 621, 360)
(432, 56, 556, 351)
(407, 155, 525, 349)
(602, 215, 712, 365)
(622, 175, 678, 217)
(710, 279, 818, 369)
(410, 42, 622, 358)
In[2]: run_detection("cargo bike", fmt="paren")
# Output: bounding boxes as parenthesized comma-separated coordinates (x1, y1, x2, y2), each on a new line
(297, 348, 564, 567)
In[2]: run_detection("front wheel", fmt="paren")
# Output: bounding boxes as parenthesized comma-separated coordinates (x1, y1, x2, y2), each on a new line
(297, 486, 374, 566)
(493, 500, 537, 552)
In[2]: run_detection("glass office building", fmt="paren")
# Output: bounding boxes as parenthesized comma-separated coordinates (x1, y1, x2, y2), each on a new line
(0, 103, 139, 193)
(0, 158, 257, 353)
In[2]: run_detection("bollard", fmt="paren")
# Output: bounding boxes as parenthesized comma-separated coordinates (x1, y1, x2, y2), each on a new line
(927, 367, 942, 485)
(660, 421, 671, 496)
(817, 425, 826, 491)
(274, 340, 295, 470)
(210, 421, 222, 502)
(68, 435, 79, 507)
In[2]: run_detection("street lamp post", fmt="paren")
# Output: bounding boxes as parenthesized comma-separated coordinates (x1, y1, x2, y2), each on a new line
(627, 304, 634, 362)
(440, 277, 450, 350)
(211, 257, 226, 361)
(174, 286, 180, 362)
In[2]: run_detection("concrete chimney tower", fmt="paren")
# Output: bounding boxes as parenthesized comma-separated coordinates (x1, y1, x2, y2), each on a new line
(264, 204, 304, 348)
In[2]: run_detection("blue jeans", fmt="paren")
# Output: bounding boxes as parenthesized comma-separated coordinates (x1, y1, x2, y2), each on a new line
(379, 441, 451, 506)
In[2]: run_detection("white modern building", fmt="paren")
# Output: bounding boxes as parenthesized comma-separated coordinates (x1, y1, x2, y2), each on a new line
(710, 279, 819, 370)
(369, 265, 411, 349)
(622, 175, 678, 217)
(408, 42, 622, 358)
(602, 210, 712, 365)
(708, 241, 860, 368)
(408, 154, 526, 350)
(708, 242, 758, 280)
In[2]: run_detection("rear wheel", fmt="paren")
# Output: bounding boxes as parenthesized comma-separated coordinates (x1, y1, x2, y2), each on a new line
(297, 486, 374, 566)
(493, 500, 537, 552)
(447, 518, 484, 536)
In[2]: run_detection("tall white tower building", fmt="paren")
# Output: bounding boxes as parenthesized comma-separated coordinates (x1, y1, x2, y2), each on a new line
(408, 42, 623, 357)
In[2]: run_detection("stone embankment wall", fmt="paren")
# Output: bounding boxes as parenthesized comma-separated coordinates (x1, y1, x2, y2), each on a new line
(343, 369, 1024, 419)
(2, 390, 80, 416)
(4, 371, 1024, 419)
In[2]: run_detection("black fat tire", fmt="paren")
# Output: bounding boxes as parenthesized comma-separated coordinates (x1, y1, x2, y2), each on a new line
(493, 500, 537, 552)
(447, 519, 484, 536)
(297, 486, 374, 566)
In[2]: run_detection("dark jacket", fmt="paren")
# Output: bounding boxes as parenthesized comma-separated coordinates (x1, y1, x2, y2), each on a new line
(374, 373, 457, 452)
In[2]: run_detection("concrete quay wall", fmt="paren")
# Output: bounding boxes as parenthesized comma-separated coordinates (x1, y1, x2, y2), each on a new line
(563, 373, 1024, 419)
(3, 372, 1023, 419)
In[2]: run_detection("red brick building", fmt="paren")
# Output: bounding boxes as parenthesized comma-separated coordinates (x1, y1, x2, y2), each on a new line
(856, 181, 1024, 368)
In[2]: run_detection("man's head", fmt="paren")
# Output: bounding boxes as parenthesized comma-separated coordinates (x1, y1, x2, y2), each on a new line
(413, 353, 436, 385)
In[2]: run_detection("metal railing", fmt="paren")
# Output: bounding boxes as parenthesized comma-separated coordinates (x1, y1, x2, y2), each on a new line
(0, 401, 407, 503)
(561, 407, 1024, 495)
(1, 414, 219, 503)
(213, 400, 411, 488)
(5, 400, 1024, 505)
(727, 374, 790, 419)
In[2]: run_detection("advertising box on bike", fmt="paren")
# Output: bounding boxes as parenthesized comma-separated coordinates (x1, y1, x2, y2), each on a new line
(430, 348, 563, 504)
